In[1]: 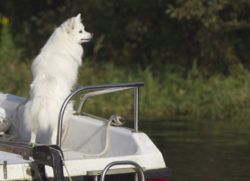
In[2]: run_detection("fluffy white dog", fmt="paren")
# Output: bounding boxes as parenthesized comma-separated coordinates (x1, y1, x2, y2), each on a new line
(24, 14, 92, 144)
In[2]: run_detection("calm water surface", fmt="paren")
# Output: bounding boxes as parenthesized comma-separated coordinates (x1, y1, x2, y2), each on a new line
(142, 119, 250, 181)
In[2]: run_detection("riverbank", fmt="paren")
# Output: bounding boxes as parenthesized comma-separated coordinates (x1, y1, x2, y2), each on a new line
(78, 61, 250, 122)
(1, 59, 249, 122)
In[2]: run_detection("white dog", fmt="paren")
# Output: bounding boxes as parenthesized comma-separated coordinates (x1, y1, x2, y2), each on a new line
(23, 14, 92, 144)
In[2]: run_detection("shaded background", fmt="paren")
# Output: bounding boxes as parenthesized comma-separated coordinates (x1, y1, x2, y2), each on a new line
(0, 1, 250, 180)
(1, 0, 250, 72)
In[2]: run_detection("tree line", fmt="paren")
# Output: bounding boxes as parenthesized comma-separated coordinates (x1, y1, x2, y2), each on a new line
(0, 0, 250, 75)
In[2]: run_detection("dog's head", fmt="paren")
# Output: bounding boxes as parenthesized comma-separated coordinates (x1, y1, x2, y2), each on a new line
(62, 14, 93, 44)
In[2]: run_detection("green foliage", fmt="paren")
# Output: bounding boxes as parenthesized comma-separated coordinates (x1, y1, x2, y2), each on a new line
(0, 21, 31, 96)
(0, 2, 250, 122)
(0, 24, 22, 62)
(75, 61, 250, 122)
(1, 1, 250, 73)
(167, 0, 250, 73)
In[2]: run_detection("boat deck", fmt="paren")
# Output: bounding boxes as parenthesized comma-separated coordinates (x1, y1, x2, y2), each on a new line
(0, 83, 169, 180)
(0, 115, 166, 180)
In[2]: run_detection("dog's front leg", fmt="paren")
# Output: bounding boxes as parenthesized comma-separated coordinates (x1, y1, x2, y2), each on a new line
(30, 131, 36, 143)
(50, 131, 57, 145)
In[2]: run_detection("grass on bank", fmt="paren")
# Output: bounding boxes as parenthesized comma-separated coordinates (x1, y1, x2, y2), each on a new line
(1, 56, 250, 122)
(78, 61, 250, 122)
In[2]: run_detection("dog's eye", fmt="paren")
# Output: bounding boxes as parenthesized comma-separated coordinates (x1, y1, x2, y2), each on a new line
(79, 30, 83, 33)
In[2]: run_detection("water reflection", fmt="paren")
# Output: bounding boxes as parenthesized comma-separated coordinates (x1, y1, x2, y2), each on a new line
(141, 119, 250, 181)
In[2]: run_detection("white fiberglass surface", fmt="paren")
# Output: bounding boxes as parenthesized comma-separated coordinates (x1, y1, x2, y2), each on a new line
(62, 115, 138, 158)
(0, 151, 30, 164)
(0, 93, 166, 174)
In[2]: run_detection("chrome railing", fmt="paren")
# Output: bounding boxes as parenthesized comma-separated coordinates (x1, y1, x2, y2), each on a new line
(100, 161, 145, 181)
(56, 82, 144, 147)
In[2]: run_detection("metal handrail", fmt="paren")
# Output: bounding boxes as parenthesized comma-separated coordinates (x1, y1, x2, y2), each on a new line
(56, 82, 144, 147)
(76, 87, 132, 114)
(100, 161, 145, 181)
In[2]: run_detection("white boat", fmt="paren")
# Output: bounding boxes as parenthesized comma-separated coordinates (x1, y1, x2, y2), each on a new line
(0, 82, 171, 181)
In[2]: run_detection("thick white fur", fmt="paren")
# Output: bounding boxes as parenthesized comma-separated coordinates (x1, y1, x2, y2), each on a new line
(24, 14, 92, 144)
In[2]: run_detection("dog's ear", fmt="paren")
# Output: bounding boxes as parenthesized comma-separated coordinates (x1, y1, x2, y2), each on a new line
(66, 17, 76, 34)
(76, 13, 82, 22)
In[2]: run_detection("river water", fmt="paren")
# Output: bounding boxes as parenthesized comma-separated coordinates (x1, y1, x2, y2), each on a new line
(141, 119, 250, 181)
